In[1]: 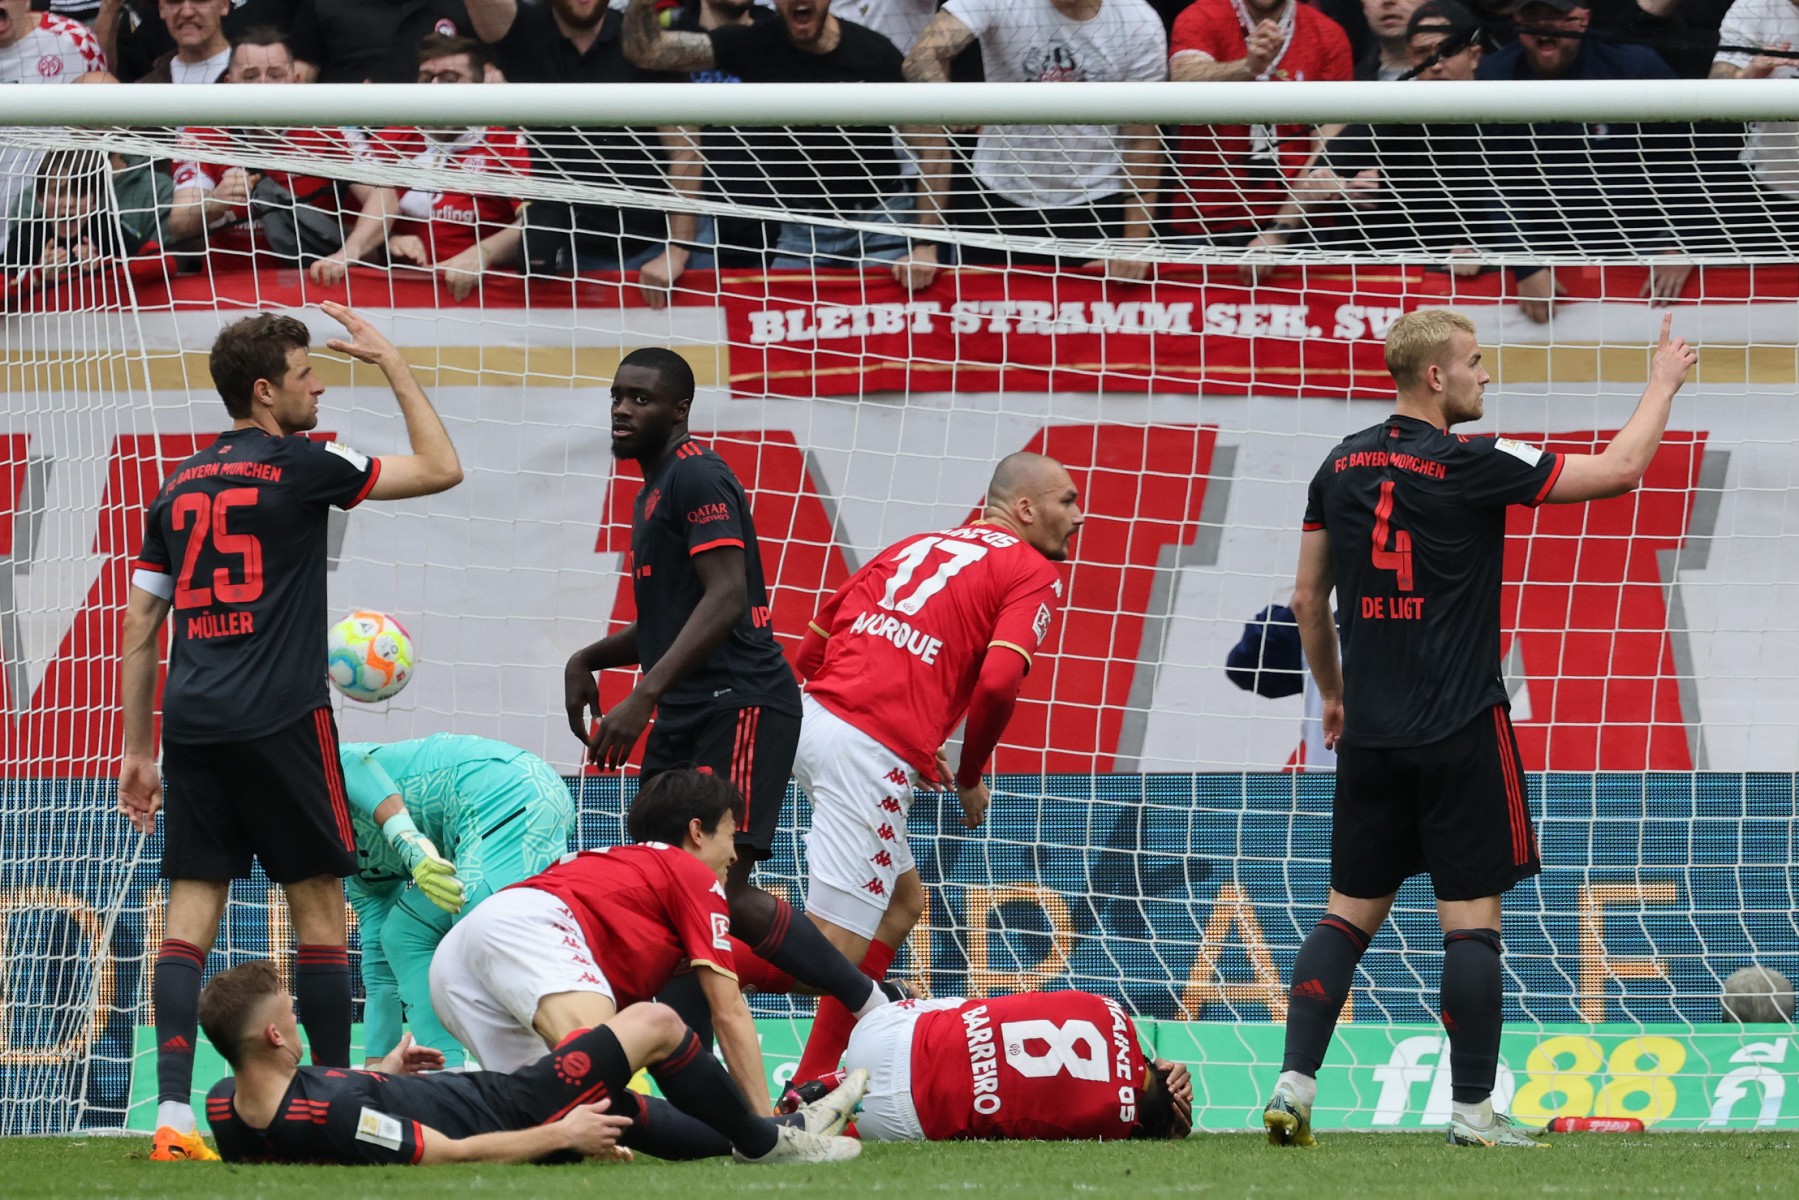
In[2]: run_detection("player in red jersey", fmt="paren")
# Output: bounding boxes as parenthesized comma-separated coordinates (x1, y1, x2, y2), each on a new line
(426, 770, 849, 1160)
(119, 304, 463, 1162)
(309, 35, 530, 300)
(167, 30, 372, 262)
(783, 452, 1083, 1092)
(842, 991, 1191, 1142)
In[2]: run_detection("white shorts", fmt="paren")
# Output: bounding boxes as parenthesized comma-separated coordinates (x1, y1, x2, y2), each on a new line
(794, 693, 916, 939)
(842, 997, 963, 1141)
(427, 887, 615, 1073)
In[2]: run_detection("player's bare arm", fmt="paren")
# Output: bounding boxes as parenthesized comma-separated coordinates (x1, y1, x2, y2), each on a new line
(318, 302, 464, 500)
(622, 0, 718, 73)
(1291, 527, 1344, 749)
(563, 625, 641, 749)
(590, 548, 748, 770)
(698, 965, 774, 1117)
(118, 586, 173, 834)
(1546, 314, 1696, 503)
(417, 1098, 632, 1164)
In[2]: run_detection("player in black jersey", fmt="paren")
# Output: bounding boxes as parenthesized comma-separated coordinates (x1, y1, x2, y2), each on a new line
(1263, 310, 1696, 1150)
(199, 959, 864, 1164)
(118, 303, 464, 1161)
(562, 347, 904, 1086)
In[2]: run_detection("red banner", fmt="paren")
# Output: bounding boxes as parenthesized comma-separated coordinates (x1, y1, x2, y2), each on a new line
(721, 268, 1431, 399)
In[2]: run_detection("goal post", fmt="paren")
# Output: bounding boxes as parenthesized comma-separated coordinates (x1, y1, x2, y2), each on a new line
(1, 81, 1796, 1136)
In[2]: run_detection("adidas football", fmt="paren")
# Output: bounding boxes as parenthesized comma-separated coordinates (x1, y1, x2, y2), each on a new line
(327, 611, 415, 703)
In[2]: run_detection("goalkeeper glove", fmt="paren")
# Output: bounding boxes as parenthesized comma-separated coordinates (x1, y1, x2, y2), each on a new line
(382, 811, 465, 914)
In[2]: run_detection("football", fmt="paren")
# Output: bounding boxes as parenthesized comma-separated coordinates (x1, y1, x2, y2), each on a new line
(327, 610, 415, 703)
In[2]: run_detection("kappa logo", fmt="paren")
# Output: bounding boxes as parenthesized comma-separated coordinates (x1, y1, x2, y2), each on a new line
(872, 849, 893, 868)
(554, 1050, 591, 1084)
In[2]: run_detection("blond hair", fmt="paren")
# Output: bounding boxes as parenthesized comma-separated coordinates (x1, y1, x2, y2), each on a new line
(1384, 309, 1476, 389)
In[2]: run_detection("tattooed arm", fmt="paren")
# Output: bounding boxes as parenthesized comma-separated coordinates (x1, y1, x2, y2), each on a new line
(622, 0, 719, 72)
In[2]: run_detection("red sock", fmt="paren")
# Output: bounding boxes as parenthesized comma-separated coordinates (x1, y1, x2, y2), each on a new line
(730, 938, 796, 994)
(794, 941, 898, 1085)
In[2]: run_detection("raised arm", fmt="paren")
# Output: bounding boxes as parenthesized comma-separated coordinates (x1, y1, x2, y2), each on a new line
(891, 11, 977, 290)
(1291, 527, 1343, 750)
(317, 300, 464, 499)
(1170, 19, 1285, 82)
(1545, 315, 1696, 503)
(622, 0, 718, 73)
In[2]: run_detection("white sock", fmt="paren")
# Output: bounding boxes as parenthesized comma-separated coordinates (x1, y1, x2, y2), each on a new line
(156, 1100, 196, 1134)
(852, 980, 888, 1019)
(1276, 1070, 1317, 1108)
(1453, 1098, 1494, 1126)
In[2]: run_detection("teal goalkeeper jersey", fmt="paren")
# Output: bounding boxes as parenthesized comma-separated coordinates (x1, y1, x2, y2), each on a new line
(340, 734, 542, 884)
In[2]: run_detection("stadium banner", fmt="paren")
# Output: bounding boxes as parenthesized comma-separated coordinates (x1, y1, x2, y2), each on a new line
(718, 267, 1402, 398)
(3, 269, 1799, 774)
(122, 1018, 1799, 1135)
(7, 775, 1795, 1134)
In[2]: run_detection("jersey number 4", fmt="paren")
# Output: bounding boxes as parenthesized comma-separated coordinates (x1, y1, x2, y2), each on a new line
(877, 537, 988, 616)
(1371, 480, 1414, 592)
(172, 488, 264, 608)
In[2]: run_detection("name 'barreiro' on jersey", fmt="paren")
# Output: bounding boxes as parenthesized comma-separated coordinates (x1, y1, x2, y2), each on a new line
(131, 428, 380, 745)
(1302, 416, 1563, 748)
(803, 521, 1063, 781)
(909, 992, 1146, 1141)
(626, 437, 800, 717)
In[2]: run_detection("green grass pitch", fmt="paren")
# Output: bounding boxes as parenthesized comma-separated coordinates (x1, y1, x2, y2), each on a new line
(4, 1133, 1794, 1198)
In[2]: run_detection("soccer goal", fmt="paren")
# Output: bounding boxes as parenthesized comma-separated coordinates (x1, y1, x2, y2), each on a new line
(1, 79, 1796, 1136)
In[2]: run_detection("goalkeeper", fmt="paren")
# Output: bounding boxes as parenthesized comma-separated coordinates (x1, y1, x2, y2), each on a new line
(343, 734, 576, 1066)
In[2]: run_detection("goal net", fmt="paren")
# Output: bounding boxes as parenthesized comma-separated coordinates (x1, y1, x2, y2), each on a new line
(2, 80, 1797, 1136)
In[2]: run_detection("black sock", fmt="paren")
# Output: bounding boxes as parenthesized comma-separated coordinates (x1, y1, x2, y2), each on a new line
(739, 894, 876, 1013)
(649, 1029, 780, 1157)
(1442, 928, 1505, 1105)
(294, 945, 351, 1067)
(621, 1096, 736, 1161)
(154, 938, 205, 1106)
(655, 971, 715, 1051)
(1281, 914, 1371, 1077)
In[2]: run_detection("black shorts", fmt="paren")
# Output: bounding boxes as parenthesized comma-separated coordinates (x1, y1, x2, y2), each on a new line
(641, 703, 800, 862)
(160, 706, 358, 885)
(1331, 705, 1540, 902)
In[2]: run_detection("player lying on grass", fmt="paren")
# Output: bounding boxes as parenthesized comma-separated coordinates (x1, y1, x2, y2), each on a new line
(428, 768, 839, 1149)
(840, 990, 1191, 1142)
(342, 734, 576, 1068)
(198, 959, 868, 1165)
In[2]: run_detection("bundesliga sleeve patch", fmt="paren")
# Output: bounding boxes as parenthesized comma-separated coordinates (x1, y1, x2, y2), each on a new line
(325, 441, 371, 471)
(355, 1107, 404, 1151)
(1494, 438, 1545, 467)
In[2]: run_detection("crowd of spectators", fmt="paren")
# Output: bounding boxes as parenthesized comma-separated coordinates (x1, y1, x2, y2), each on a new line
(1, 0, 1793, 317)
